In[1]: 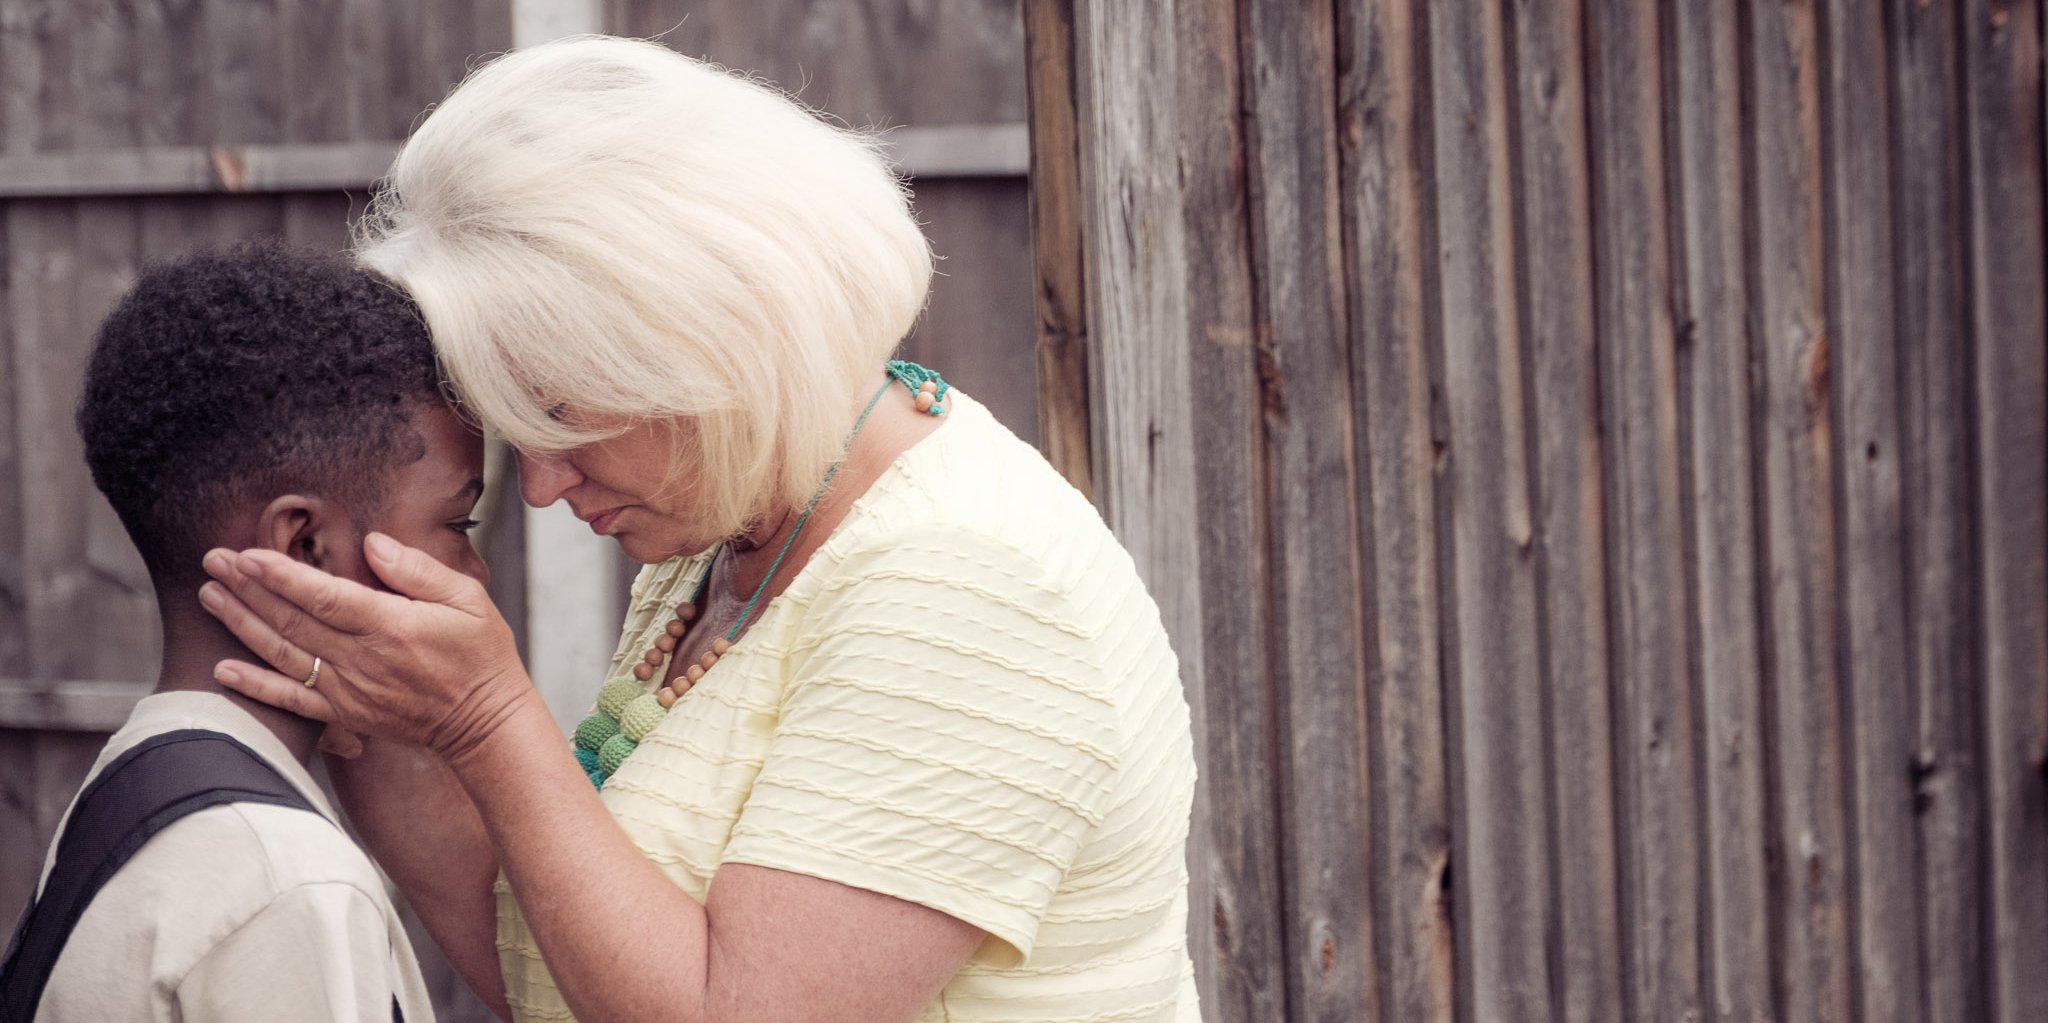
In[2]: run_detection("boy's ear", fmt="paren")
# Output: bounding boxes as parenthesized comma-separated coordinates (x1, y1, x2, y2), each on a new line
(256, 494, 340, 569)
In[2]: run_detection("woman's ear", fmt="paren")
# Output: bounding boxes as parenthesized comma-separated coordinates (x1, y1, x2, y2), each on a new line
(256, 494, 339, 570)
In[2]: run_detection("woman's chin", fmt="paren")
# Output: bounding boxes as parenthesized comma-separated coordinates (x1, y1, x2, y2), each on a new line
(612, 529, 716, 565)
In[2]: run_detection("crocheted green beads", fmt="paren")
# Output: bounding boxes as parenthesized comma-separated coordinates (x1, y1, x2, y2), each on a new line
(573, 711, 619, 753)
(619, 693, 665, 742)
(597, 732, 636, 776)
(597, 678, 641, 719)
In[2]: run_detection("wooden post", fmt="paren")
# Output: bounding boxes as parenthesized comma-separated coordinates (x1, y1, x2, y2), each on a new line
(510, 0, 623, 733)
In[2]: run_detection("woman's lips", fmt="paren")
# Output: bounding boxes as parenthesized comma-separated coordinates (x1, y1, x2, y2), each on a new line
(588, 507, 624, 534)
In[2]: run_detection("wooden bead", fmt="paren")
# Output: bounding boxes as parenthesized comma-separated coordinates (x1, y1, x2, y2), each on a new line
(642, 648, 664, 666)
(915, 392, 935, 413)
(657, 687, 678, 709)
(676, 602, 697, 621)
(632, 663, 654, 681)
(665, 619, 687, 638)
(686, 664, 706, 683)
(919, 380, 938, 394)
(711, 637, 732, 656)
(655, 634, 676, 653)
(699, 650, 719, 670)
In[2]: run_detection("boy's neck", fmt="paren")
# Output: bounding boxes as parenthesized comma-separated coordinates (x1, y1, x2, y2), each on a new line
(154, 604, 324, 766)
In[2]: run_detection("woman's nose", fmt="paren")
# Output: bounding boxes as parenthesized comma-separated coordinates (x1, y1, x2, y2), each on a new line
(516, 449, 582, 508)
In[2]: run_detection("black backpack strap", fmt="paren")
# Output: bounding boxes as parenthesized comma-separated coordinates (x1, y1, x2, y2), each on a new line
(0, 728, 323, 1022)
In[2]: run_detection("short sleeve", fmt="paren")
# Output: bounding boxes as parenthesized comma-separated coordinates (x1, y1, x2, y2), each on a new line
(175, 882, 405, 1023)
(721, 526, 1121, 965)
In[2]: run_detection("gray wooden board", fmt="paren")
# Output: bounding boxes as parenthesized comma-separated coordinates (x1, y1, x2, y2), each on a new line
(609, 0, 1027, 127)
(1503, 1, 1625, 1019)
(1425, 0, 1555, 1018)
(1745, 1, 1855, 1017)
(1889, 2, 1989, 1019)
(1335, 1, 1454, 1018)
(0, 203, 20, 680)
(1586, 2, 1704, 1019)
(1962, 2, 2048, 1019)
(1668, 1, 1773, 1017)
(1820, 3, 1921, 1020)
(895, 178, 1039, 447)
(1170, 0, 1283, 1017)
(1240, 1, 1378, 1019)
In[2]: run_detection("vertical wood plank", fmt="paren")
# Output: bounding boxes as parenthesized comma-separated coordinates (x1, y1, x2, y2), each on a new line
(1588, 2, 1703, 1019)
(1746, 0, 1855, 1017)
(1961, 2, 2048, 1019)
(1668, 1, 1774, 1018)
(1888, 2, 1988, 1020)
(0, 202, 19, 681)
(1818, 3, 1920, 1020)
(1170, 0, 1280, 1016)
(135, 0, 210, 147)
(1023, 0, 1094, 496)
(0, 730, 41, 914)
(1422, 0, 1553, 1018)
(344, 0, 397, 141)
(1064, 2, 1210, 1020)
(1502, 2, 1624, 1020)
(898, 179, 1039, 445)
(1335, 2, 1453, 1019)
(1239, 1, 1375, 1019)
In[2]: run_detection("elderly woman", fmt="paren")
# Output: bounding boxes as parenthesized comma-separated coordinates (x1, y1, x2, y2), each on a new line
(197, 35, 1198, 1023)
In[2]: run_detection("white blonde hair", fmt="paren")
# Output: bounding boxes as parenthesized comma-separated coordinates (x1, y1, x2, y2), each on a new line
(354, 35, 932, 538)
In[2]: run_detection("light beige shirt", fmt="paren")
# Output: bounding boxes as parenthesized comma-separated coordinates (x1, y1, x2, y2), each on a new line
(498, 392, 1201, 1022)
(31, 691, 435, 1022)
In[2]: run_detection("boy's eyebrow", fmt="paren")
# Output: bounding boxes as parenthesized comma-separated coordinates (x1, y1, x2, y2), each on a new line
(451, 478, 485, 503)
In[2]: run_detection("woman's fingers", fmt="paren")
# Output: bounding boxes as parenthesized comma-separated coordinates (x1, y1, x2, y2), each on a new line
(197, 576, 331, 682)
(364, 532, 487, 614)
(214, 658, 343, 723)
(204, 547, 388, 637)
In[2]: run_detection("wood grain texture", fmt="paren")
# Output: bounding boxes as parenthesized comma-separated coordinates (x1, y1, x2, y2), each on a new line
(1238, 2, 1377, 1020)
(1061, 0, 1211, 1016)
(1668, 1, 1773, 1018)
(1503, 2, 1624, 1020)
(1961, 2, 2048, 1020)
(895, 178, 1039, 445)
(1586, 2, 1703, 1020)
(1171, 0, 1278, 1016)
(1746, 1, 1855, 1018)
(609, 0, 1027, 127)
(1023, 0, 1093, 496)
(1818, 3, 1920, 1020)
(1888, 2, 1989, 1020)
(1423, 1, 1553, 1018)
(1334, 2, 1452, 1019)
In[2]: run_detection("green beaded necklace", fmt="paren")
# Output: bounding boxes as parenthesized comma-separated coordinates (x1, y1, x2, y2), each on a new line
(572, 362, 949, 789)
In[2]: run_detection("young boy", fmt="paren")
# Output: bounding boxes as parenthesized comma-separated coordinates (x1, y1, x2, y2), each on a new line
(3, 243, 487, 1021)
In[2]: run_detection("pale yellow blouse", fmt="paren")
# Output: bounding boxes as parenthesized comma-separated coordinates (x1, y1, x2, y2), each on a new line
(496, 392, 1201, 1022)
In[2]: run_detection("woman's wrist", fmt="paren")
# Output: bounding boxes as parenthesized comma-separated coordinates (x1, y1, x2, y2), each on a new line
(434, 669, 552, 774)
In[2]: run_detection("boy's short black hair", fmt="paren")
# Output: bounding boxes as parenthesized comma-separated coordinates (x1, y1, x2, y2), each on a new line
(77, 241, 446, 590)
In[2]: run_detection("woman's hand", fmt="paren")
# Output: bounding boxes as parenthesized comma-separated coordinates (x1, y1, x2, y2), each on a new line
(198, 531, 536, 764)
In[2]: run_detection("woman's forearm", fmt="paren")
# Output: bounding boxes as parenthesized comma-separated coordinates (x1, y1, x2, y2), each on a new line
(329, 737, 510, 1019)
(445, 690, 715, 1023)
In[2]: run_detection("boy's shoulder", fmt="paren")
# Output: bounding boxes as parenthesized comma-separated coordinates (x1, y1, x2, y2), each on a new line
(27, 693, 404, 1019)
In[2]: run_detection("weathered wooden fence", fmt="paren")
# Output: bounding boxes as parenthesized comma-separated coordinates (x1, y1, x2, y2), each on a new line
(1028, 1, 2047, 1021)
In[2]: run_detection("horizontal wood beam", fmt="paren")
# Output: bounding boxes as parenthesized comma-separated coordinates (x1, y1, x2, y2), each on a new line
(0, 124, 1029, 199)
(0, 678, 147, 732)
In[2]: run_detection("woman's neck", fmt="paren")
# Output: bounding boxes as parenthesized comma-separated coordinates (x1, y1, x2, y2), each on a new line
(716, 377, 946, 618)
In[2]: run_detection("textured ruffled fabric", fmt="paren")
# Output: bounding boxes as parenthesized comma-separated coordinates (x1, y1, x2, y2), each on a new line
(497, 392, 1199, 1022)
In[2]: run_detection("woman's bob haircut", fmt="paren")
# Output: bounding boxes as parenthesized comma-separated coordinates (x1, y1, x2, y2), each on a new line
(355, 35, 932, 541)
